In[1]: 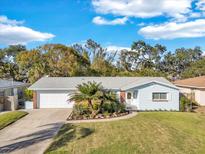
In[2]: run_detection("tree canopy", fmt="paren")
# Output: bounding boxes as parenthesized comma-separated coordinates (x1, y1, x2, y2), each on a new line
(0, 39, 204, 83)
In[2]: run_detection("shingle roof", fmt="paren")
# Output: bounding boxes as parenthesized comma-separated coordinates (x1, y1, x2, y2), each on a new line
(0, 80, 28, 89)
(173, 76, 205, 89)
(29, 77, 177, 91)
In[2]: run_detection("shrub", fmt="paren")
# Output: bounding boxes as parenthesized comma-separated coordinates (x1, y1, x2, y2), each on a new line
(102, 102, 112, 113)
(102, 102, 125, 113)
(73, 101, 126, 118)
(180, 95, 193, 112)
(92, 100, 100, 110)
(24, 89, 33, 101)
(103, 111, 110, 117)
(73, 101, 90, 116)
(115, 102, 126, 113)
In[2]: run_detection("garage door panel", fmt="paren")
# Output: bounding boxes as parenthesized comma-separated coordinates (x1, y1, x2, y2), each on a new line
(39, 92, 74, 108)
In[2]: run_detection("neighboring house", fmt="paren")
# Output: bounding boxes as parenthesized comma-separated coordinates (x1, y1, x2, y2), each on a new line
(0, 80, 29, 111)
(29, 77, 179, 111)
(174, 76, 205, 106)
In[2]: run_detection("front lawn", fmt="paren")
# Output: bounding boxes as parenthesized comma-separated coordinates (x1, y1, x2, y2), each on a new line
(0, 111, 28, 130)
(46, 112, 205, 154)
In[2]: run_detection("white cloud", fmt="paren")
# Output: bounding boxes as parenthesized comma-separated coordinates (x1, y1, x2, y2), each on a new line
(189, 12, 202, 18)
(106, 45, 130, 53)
(0, 15, 55, 45)
(138, 22, 145, 26)
(138, 19, 205, 39)
(92, 16, 128, 25)
(196, 0, 205, 11)
(92, 0, 192, 20)
(0, 15, 24, 25)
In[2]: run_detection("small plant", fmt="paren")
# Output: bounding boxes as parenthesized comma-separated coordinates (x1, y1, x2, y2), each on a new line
(103, 111, 110, 117)
(102, 102, 125, 113)
(24, 89, 33, 101)
(115, 103, 126, 113)
(72, 102, 91, 116)
(180, 95, 195, 112)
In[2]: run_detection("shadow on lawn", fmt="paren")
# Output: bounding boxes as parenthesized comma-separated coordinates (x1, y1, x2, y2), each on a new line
(0, 122, 63, 153)
(46, 124, 94, 153)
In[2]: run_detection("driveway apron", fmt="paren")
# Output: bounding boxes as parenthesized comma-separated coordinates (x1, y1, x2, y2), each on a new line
(0, 109, 71, 154)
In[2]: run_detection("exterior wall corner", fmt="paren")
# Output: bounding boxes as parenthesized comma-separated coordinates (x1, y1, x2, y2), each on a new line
(33, 91, 37, 109)
(120, 91, 126, 103)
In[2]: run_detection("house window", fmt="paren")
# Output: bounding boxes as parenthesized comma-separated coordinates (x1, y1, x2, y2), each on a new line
(133, 91, 138, 99)
(0, 90, 4, 96)
(152, 93, 168, 101)
(4, 88, 13, 96)
(127, 92, 132, 99)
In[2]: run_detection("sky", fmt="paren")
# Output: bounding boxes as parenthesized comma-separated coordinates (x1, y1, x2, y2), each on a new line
(1, 0, 205, 51)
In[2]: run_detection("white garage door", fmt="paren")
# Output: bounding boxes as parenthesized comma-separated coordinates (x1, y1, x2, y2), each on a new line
(39, 91, 74, 108)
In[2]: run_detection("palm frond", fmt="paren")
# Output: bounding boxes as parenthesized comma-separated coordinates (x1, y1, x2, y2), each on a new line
(69, 81, 103, 103)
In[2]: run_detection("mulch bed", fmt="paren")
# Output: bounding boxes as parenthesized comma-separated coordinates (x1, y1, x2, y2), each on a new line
(67, 111, 130, 121)
(193, 106, 205, 115)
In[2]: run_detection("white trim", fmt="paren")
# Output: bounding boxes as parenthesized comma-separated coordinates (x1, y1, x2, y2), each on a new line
(28, 88, 76, 91)
(152, 92, 168, 101)
(0, 84, 29, 90)
(174, 84, 205, 89)
(29, 87, 121, 91)
(122, 81, 178, 91)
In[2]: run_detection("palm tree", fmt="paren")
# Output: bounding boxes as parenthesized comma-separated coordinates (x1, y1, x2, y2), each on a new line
(96, 90, 117, 112)
(69, 81, 117, 118)
(69, 81, 102, 117)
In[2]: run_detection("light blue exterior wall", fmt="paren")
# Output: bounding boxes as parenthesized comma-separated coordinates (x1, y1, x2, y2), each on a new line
(125, 83, 179, 111)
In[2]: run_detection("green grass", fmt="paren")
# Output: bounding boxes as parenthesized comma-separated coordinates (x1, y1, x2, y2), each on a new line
(0, 111, 28, 130)
(46, 112, 205, 154)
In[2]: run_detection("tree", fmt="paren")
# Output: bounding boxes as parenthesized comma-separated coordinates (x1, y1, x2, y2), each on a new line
(161, 47, 202, 79)
(118, 49, 139, 71)
(1, 40, 204, 83)
(85, 39, 107, 63)
(91, 58, 118, 76)
(72, 39, 117, 76)
(138, 68, 165, 77)
(0, 49, 4, 74)
(0, 45, 26, 80)
(159, 52, 177, 78)
(42, 44, 90, 77)
(16, 49, 46, 83)
(16, 44, 91, 83)
(69, 81, 117, 118)
(182, 57, 205, 78)
(3, 45, 26, 63)
(73, 39, 108, 63)
(118, 40, 166, 71)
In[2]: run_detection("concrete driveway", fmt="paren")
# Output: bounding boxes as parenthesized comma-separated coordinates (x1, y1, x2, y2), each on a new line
(0, 109, 72, 154)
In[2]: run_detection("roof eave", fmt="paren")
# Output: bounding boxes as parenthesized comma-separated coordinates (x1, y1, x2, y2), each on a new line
(122, 81, 179, 91)
(28, 88, 77, 91)
(28, 87, 121, 91)
(174, 84, 205, 89)
(0, 83, 29, 90)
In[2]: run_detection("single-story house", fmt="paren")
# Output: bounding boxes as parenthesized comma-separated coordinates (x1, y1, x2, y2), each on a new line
(0, 80, 29, 111)
(29, 77, 179, 111)
(174, 76, 205, 106)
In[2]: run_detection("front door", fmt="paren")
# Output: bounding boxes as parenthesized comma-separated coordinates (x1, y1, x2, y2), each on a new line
(126, 90, 139, 108)
(126, 92, 133, 105)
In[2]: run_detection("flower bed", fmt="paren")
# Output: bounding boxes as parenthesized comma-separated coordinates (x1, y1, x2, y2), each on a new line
(67, 111, 129, 121)
(67, 100, 128, 121)
(67, 81, 129, 121)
